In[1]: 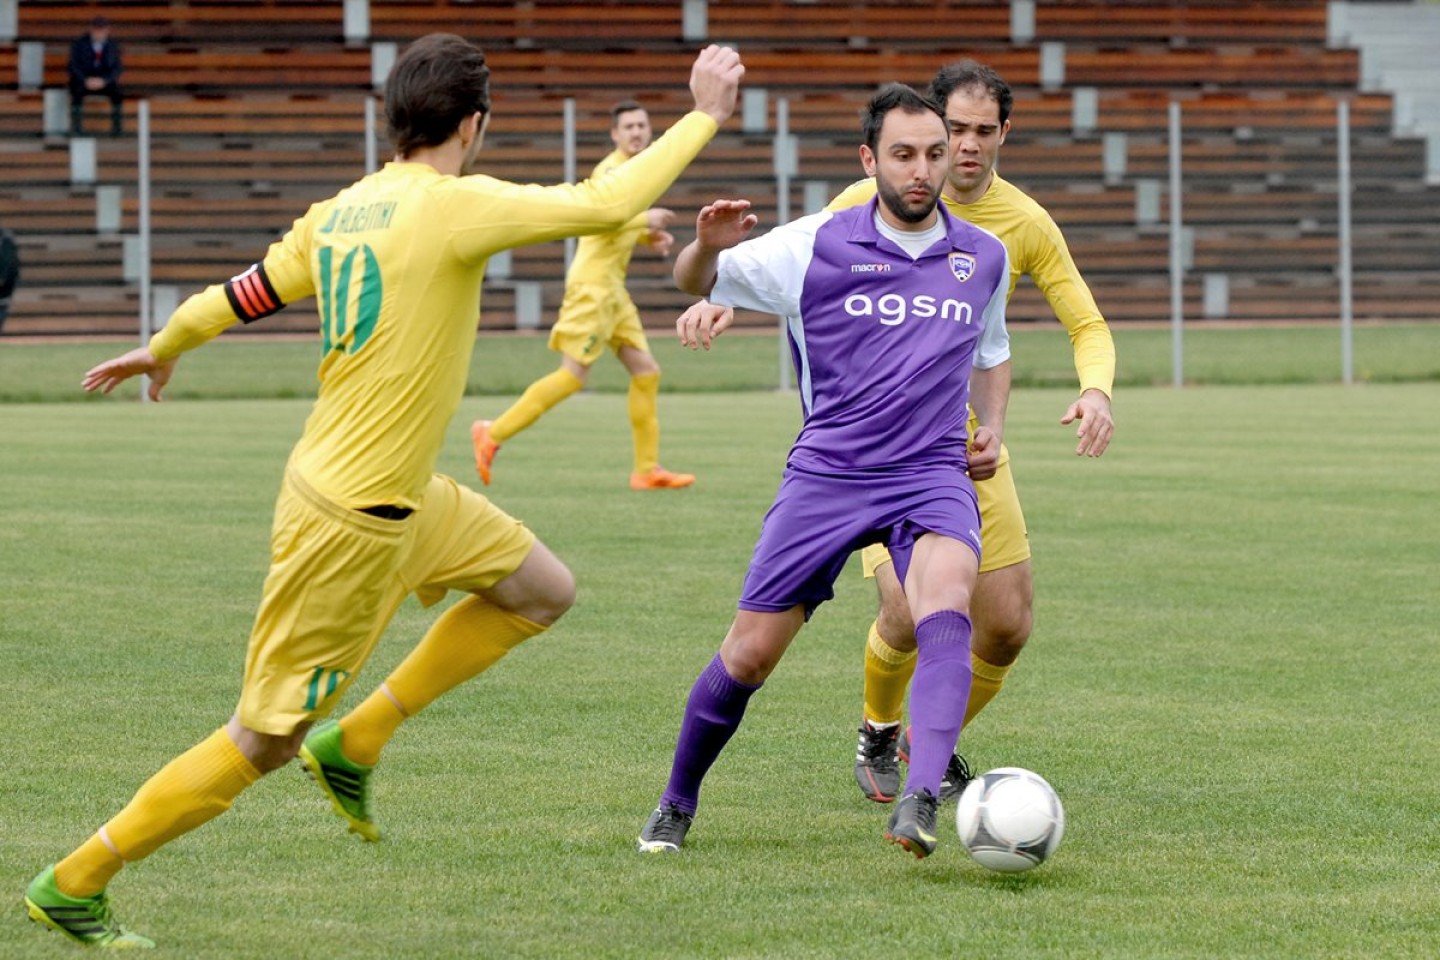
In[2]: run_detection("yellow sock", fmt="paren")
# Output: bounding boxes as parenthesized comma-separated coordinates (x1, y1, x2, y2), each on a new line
(339, 595, 546, 765)
(628, 371, 661, 474)
(964, 653, 1013, 726)
(336, 684, 405, 768)
(491, 368, 584, 443)
(862, 620, 917, 725)
(56, 727, 260, 897)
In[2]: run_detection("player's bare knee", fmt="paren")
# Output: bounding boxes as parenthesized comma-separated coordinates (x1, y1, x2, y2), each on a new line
(719, 631, 785, 684)
(230, 721, 305, 774)
(562, 358, 590, 385)
(720, 646, 775, 685)
(974, 610, 1032, 665)
(254, 741, 302, 773)
(532, 568, 577, 625)
(621, 347, 660, 378)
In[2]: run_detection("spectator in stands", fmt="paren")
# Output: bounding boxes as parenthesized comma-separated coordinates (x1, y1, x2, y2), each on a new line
(0, 228, 17, 333)
(68, 16, 124, 136)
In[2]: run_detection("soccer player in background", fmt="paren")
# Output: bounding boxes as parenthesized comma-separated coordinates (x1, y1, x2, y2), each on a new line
(23, 35, 742, 948)
(835, 61, 1116, 805)
(471, 99, 697, 491)
(637, 84, 1012, 859)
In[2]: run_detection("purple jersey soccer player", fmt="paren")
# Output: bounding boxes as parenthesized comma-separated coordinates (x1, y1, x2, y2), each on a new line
(638, 84, 1011, 859)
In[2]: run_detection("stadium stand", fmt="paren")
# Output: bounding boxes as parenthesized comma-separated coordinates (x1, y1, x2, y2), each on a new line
(16, 1, 345, 44)
(0, 0, 1437, 336)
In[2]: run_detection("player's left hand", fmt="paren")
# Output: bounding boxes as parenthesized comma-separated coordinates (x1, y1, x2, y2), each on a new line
(967, 426, 1000, 481)
(649, 229, 676, 257)
(82, 346, 177, 402)
(676, 300, 735, 350)
(695, 199, 759, 251)
(1060, 388, 1114, 457)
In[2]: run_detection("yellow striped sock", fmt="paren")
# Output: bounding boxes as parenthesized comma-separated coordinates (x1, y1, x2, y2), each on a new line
(340, 596, 546, 765)
(57, 727, 260, 897)
(862, 620, 917, 725)
(964, 653, 1013, 726)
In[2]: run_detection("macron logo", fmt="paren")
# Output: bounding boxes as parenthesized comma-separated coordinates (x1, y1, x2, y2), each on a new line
(851, 263, 892, 274)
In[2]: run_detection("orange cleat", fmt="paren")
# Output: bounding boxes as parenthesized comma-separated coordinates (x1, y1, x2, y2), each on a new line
(471, 419, 499, 486)
(629, 466, 696, 490)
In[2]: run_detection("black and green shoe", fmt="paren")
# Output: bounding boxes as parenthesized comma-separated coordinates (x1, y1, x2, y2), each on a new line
(299, 719, 379, 842)
(24, 865, 154, 949)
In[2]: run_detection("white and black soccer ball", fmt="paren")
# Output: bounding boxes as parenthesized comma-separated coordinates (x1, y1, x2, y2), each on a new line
(955, 767, 1065, 873)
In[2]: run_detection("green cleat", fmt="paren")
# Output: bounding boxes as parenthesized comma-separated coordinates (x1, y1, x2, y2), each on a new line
(24, 865, 154, 949)
(298, 719, 379, 842)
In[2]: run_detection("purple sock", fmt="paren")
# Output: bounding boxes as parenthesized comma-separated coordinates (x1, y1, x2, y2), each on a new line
(902, 610, 973, 798)
(660, 653, 761, 815)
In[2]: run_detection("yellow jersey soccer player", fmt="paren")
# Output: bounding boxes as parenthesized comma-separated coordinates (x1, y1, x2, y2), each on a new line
(24, 36, 742, 949)
(472, 99, 696, 491)
(825, 62, 1117, 804)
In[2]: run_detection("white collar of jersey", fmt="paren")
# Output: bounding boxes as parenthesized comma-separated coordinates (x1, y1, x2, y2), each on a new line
(872, 208, 947, 259)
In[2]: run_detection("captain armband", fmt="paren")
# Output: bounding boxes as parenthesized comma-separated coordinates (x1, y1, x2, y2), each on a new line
(224, 263, 285, 323)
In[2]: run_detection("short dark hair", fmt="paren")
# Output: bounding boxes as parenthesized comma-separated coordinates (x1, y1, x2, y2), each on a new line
(928, 60, 1013, 126)
(861, 83, 944, 151)
(610, 99, 644, 126)
(90, 15, 111, 29)
(384, 33, 492, 156)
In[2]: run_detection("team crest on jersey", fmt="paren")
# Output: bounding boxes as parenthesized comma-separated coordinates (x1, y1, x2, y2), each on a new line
(949, 252, 977, 282)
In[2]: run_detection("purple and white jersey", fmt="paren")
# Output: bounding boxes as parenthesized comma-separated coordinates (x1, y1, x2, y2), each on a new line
(711, 198, 1009, 475)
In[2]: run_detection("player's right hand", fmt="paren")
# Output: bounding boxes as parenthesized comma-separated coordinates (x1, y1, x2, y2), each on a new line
(82, 346, 177, 402)
(689, 45, 744, 125)
(695, 199, 759, 251)
(966, 427, 1001, 481)
(676, 300, 735, 351)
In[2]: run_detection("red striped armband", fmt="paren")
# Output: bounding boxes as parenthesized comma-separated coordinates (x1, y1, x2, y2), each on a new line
(224, 263, 285, 323)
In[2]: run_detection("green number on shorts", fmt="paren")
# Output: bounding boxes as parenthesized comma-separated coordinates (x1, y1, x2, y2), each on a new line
(318, 243, 383, 355)
(304, 666, 352, 711)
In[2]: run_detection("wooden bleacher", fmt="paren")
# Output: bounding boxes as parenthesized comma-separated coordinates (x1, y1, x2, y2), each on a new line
(16, 1, 341, 44)
(2, 0, 1438, 336)
(369, 0, 683, 46)
(36, 44, 374, 94)
(1034, 1, 1330, 45)
(705, 1, 1012, 48)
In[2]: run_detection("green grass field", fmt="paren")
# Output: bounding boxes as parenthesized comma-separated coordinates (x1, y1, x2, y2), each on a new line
(2, 369, 1438, 958)
(1, 319, 1438, 404)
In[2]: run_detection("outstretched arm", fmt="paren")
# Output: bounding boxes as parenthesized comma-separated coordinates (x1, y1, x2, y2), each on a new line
(673, 199, 759, 295)
(82, 347, 176, 401)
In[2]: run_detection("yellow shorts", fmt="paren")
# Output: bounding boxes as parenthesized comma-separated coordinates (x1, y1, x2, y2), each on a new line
(860, 447, 1030, 579)
(547, 282, 650, 366)
(237, 467, 535, 734)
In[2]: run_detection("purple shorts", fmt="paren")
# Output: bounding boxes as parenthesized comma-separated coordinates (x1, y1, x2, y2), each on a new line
(738, 465, 981, 617)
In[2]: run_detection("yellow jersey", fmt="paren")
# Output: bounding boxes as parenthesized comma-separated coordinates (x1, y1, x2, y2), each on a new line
(149, 112, 719, 510)
(564, 149, 653, 289)
(828, 173, 1115, 397)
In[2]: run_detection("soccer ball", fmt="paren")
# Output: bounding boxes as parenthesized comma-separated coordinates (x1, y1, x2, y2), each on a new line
(955, 767, 1065, 873)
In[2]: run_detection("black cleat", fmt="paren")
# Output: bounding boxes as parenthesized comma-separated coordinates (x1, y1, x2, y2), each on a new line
(853, 720, 902, 803)
(637, 803, 694, 853)
(885, 789, 940, 859)
(896, 726, 973, 802)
